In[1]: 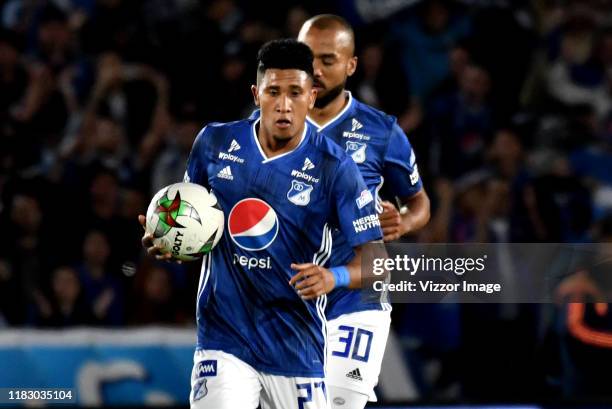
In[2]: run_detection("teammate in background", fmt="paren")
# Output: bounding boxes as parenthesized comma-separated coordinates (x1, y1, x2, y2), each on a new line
(140, 39, 383, 409)
(299, 15, 431, 409)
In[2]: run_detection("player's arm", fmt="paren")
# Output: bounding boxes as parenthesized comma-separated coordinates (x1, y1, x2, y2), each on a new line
(380, 190, 430, 242)
(380, 122, 430, 241)
(290, 158, 383, 299)
(289, 245, 370, 300)
(139, 126, 210, 262)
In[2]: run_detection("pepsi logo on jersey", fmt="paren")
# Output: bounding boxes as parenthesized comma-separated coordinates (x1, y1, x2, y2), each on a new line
(228, 198, 278, 269)
(229, 198, 279, 251)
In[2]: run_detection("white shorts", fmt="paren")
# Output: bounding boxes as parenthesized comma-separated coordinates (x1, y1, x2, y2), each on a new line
(190, 349, 329, 409)
(326, 309, 391, 401)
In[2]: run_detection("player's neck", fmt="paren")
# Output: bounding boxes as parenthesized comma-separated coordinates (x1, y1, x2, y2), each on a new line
(309, 90, 348, 127)
(256, 122, 305, 158)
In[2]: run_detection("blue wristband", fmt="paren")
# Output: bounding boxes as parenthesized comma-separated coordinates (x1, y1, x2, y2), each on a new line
(330, 266, 350, 288)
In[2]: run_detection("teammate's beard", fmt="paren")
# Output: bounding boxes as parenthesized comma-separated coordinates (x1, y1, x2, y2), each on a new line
(314, 82, 345, 109)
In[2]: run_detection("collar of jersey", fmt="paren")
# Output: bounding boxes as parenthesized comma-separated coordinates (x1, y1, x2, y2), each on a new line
(251, 118, 310, 163)
(306, 91, 354, 132)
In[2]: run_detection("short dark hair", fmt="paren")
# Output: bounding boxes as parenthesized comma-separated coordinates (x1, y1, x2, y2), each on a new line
(256, 39, 314, 83)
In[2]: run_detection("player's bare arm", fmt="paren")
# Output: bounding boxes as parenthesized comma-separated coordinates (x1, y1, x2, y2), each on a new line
(379, 190, 430, 242)
(289, 245, 368, 300)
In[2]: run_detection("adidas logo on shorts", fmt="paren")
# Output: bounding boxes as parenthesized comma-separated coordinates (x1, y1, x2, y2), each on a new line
(346, 368, 363, 381)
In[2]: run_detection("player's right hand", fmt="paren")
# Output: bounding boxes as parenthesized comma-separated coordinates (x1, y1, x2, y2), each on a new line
(289, 263, 335, 300)
(379, 201, 402, 242)
(138, 214, 178, 263)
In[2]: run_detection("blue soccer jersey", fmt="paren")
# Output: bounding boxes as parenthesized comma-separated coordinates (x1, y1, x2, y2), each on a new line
(308, 92, 423, 320)
(185, 118, 382, 377)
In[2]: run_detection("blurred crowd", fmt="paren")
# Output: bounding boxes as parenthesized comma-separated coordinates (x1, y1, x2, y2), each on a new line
(1, 0, 612, 403)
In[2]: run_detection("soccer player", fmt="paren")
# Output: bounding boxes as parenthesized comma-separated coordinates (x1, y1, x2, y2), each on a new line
(299, 15, 431, 408)
(140, 39, 383, 409)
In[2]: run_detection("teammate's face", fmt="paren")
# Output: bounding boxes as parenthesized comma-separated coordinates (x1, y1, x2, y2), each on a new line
(252, 69, 316, 141)
(298, 26, 356, 108)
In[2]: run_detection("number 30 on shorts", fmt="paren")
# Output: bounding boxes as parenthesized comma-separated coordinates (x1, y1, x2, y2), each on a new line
(331, 325, 373, 362)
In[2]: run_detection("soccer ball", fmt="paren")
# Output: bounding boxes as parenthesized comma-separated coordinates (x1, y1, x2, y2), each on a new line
(145, 182, 224, 261)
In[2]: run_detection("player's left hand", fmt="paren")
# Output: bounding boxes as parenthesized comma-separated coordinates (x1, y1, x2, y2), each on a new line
(379, 201, 402, 242)
(138, 214, 182, 264)
(289, 263, 335, 300)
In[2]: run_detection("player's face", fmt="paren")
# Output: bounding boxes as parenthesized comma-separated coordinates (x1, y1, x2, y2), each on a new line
(252, 69, 316, 141)
(298, 27, 356, 108)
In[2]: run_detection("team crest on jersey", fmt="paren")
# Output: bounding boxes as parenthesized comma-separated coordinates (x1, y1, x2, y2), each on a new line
(287, 180, 313, 206)
(346, 141, 367, 164)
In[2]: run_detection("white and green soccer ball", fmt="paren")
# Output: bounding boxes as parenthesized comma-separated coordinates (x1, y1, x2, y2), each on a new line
(145, 182, 224, 261)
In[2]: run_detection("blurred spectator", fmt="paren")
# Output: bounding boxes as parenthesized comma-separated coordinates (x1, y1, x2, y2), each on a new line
(429, 64, 494, 179)
(336, 0, 419, 26)
(71, 52, 169, 158)
(552, 215, 612, 398)
(30, 5, 75, 74)
(353, 42, 384, 108)
(350, 39, 416, 131)
(72, 115, 131, 175)
(79, 0, 150, 60)
(129, 262, 186, 325)
(0, 23, 67, 171)
(75, 230, 124, 326)
(487, 127, 541, 241)
(0, 258, 17, 325)
(118, 187, 147, 263)
(87, 166, 121, 224)
(546, 13, 611, 119)
(77, 166, 142, 270)
(449, 170, 492, 242)
(0, 28, 28, 146)
(201, 48, 252, 123)
(0, 192, 51, 325)
(531, 155, 593, 242)
(285, 6, 310, 38)
(389, 0, 471, 101)
(13, 5, 72, 159)
(150, 104, 200, 193)
(1, 0, 612, 403)
(429, 42, 471, 102)
(34, 266, 96, 327)
(166, 0, 241, 105)
(569, 118, 612, 215)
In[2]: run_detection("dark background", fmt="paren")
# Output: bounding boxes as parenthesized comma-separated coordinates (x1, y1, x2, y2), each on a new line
(1, 0, 612, 405)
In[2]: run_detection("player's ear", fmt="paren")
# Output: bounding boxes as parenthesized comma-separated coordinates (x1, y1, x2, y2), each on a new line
(251, 84, 260, 107)
(347, 56, 357, 77)
(308, 84, 317, 110)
